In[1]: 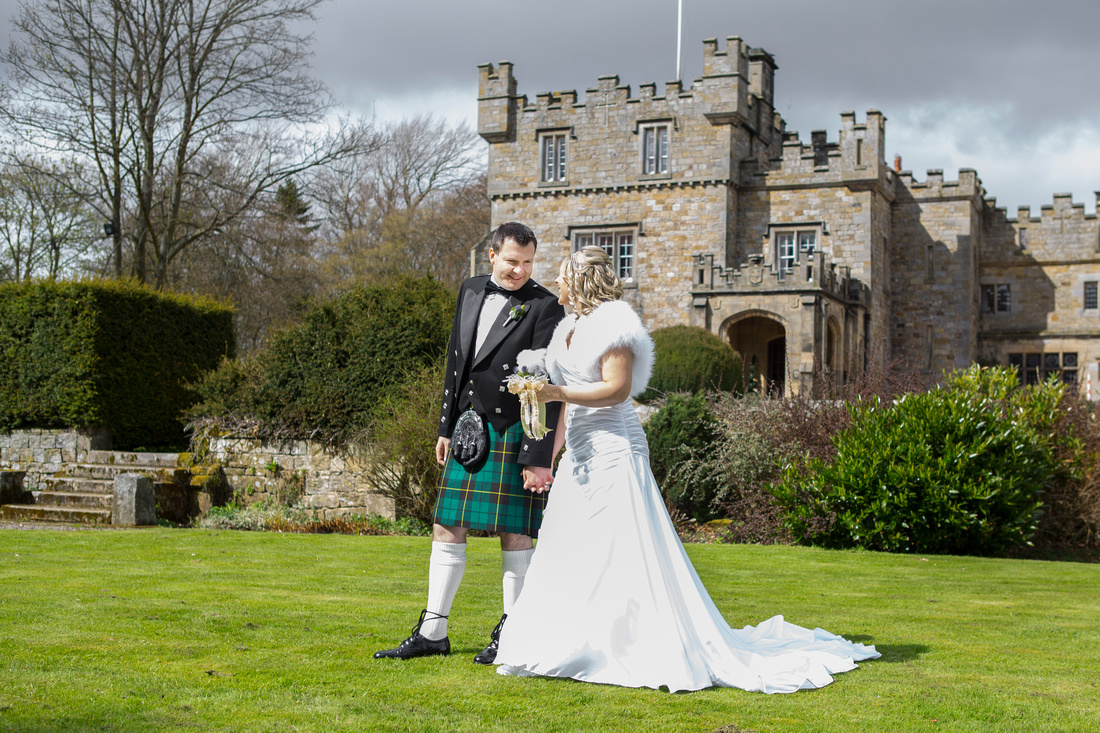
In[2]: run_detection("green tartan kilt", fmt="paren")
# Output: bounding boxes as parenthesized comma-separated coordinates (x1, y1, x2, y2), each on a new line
(433, 421, 548, 538)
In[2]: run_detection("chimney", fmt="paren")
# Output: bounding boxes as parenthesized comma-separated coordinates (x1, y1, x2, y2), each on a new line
(894, 155, 902, 172)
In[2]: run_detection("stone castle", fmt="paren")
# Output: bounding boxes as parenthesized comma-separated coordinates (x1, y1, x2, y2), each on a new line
(476, 36, 1100, 396)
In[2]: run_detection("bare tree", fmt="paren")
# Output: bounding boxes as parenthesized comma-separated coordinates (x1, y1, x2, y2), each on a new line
(0, 153, 103, 282)
(0, 0, 369, 289)
(172, 177, 323, 351)
(314, 114, 488, 290)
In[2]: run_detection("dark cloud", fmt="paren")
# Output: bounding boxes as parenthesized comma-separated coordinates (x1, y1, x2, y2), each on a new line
(306, 0, 1100, 135)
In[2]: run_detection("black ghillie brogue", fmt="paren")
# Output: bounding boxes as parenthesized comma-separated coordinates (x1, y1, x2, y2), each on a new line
(473, 613, 507, 665)
(373, 609, 451, 660)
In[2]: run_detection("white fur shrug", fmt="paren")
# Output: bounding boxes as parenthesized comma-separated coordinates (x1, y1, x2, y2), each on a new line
(545, 299, 654, 398)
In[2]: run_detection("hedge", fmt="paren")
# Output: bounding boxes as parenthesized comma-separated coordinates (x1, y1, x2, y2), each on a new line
(0, 279, 235, 450)
(188, 275, 455, 445)
(639, 325, 743, 402)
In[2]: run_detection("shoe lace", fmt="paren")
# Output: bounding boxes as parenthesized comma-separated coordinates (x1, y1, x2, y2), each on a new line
(397, 608, 448, 651)
(490, 613, 507, 641)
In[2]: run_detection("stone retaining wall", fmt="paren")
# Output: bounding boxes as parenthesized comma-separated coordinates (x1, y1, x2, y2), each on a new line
(0, 429, 394, 521)
(203, 436, 394, 520)
(0, 428, 110, 487)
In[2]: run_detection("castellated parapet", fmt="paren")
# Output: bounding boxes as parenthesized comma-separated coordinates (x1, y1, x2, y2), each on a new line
(744, 110, 889, 189)
(478, 36, 783, 200)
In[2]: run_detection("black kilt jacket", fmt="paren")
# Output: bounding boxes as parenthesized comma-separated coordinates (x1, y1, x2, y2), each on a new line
(438, 275, 565, 469)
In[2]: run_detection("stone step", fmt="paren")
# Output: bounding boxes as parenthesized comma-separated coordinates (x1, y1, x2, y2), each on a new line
(37, 475, 180, 495)
(0, 504, 111, 524)
(30, 491, 113, 509)
(37, 476, 115, 494)
(57, 464, 188, 483)
(85, 450, 183, 468)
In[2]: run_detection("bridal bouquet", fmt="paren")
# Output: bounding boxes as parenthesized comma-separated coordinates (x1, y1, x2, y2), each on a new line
(506, 349, 551, 440)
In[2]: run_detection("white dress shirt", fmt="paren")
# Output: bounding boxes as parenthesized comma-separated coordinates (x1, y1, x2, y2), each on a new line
(474, 287, 508, 357)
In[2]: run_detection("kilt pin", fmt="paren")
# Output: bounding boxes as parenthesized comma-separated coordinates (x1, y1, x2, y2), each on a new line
(433, 275, 565, 538)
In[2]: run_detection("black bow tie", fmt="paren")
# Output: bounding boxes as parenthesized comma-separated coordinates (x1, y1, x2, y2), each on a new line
(484, 281, 512, 296)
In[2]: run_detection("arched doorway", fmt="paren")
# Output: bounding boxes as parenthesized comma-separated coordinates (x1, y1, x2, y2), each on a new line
(726, 313, 786, 395)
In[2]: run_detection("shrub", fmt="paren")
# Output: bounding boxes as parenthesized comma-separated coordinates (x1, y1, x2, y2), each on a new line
(188, 275, 454, 445)
(0, 279, 234, 449)
(771, 365, 1064, 556)
(639, 325, 742, 402)
(666, 355, 933, 544)
(362, 362, 446, 524)
(670, 394, 791, 541)
(643, 392, 721, 521)
(1025, 396, 1100, 556)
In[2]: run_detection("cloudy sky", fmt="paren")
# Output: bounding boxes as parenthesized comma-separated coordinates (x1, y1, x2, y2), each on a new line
(2, 0, 1098, 214)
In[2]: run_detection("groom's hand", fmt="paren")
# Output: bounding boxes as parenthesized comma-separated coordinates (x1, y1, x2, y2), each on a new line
(435, 437, 451, 466)
(522, 465, 553, 493)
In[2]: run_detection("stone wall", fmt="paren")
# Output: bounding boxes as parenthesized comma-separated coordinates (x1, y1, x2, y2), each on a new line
(0, 429, 394, 521)
(890, 169, 984, 375)
(494, 184, 732, 330)
(0, 428, 110, 487)
(205, 436, 394, 519)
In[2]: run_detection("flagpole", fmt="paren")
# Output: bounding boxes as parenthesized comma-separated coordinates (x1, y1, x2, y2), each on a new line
(676, 0, 683, 81)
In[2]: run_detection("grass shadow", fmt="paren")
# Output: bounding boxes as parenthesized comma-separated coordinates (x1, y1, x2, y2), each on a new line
(865, 642, 929, 663)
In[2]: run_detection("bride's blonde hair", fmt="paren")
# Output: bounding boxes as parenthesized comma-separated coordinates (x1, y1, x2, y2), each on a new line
(562, 246, 624, 316)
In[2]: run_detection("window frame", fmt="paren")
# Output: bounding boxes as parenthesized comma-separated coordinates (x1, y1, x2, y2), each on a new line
(1085, 281, 1098, 310)
(1009, 352, 1077, 385)
(640, 123, 669, 176)
(571, 226, 638, 284)
(768, 224, 823, 281)
(981, 282, 1012, 315)
(538, 130, 568, 183)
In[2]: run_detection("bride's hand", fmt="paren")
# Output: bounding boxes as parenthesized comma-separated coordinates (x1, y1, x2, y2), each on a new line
(536, 383, 563, 404)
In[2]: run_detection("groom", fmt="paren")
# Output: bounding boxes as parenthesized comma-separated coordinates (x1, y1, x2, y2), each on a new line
(374, 221, 565, 664)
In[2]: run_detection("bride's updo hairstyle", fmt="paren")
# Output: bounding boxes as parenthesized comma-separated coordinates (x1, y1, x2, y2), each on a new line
(563, 246, 624, 316)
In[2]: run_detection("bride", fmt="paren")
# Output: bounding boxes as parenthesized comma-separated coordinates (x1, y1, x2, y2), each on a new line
(493, 246, 879, 693)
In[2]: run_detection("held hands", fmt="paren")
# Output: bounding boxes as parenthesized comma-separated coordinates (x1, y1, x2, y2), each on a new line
(522, 465, 554, 493)
(445, 436, 553, 490)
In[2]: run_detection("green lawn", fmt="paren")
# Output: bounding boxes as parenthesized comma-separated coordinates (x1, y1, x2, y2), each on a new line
(1, 529, 1097, 732)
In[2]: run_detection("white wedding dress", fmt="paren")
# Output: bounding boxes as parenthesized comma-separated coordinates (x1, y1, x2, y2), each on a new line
(495, 300, 879, 693)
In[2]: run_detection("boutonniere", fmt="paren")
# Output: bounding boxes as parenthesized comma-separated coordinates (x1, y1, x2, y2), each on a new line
(508, 303, 529, 322)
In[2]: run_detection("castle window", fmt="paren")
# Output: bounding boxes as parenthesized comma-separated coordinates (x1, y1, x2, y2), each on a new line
(1006, 352, 1076, 384)
(1018, 228, 1028, 248)
(799, 231, 817, 256)
(540, 132, 567, 182)
(574, 229, 635, 282)
(641, 124, 669, 175)
(925, 244, 934, 282)
(1062, 352, 1078, 384)
(981, 283, 1011, 314)
(1085, 281, 1098, 309)
(1008, 353, 1023, 381)
(771, 228, 818, 280)
(777, 232, 796, 275)
(1024, 353, 1041, 384)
